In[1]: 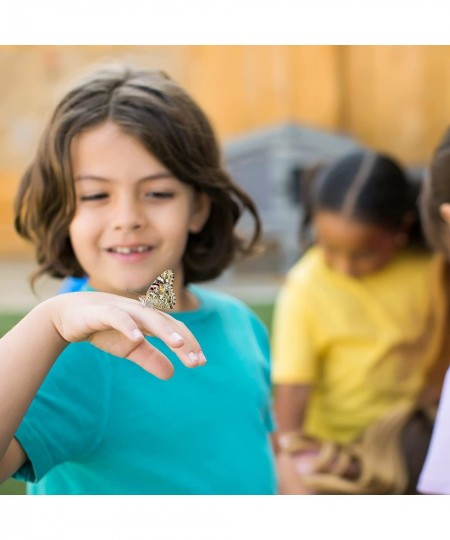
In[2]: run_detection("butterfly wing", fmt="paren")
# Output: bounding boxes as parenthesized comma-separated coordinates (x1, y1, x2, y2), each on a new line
(144, 269, 176, 310)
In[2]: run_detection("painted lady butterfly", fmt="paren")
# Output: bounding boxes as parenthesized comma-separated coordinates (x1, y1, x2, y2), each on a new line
(128, 269, 176, 310)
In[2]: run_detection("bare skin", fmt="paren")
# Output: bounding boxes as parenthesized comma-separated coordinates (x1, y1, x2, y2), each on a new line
(0, 291, 205, 483)
(273, 384, 319, 494)
(314, 211, 407, 278)
(274, 384, 312, 436)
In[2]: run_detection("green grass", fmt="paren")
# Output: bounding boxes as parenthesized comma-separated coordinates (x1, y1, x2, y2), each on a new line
(0, 478, 26, 495)
(0, 312, 26, 337)
(0, 312, 27, 495)
(249, 303, 274, 334)
(0, 302, 274, 495)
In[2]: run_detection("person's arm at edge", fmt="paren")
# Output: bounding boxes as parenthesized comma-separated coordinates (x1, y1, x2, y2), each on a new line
(0, 291, 205, 482)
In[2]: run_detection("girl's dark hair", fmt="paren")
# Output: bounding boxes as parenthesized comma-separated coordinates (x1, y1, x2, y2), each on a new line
(14, 65, 262, 286)
(420, 128, 450, 257)
(299, 149, 426, 252)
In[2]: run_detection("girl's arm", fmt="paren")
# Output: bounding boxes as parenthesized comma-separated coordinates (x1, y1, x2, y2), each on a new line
(273, 383, 312, 451)
(273, 383, 314, 494)
(271, 277, 316, 450)
(0, 291, 205, 482)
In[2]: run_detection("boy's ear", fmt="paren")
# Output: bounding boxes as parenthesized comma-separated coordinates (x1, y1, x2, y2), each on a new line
(189, 192, 211, 233)
(439, 203, 450, 225)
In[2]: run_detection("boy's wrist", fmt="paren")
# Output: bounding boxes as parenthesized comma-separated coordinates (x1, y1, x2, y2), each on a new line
(35, 296, 72, 347)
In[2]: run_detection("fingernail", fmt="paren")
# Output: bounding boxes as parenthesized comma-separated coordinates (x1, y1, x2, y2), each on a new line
(132, 329, 143, 339)
(171, 332, 184, 343)
(199, 351, 207, 363)
(188, 352, 198, 364)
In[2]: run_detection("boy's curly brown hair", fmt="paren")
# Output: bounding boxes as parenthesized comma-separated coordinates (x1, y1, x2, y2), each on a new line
(14, 65, 262, 286)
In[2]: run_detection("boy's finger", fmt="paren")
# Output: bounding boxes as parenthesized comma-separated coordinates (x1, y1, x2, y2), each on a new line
(126, 341, 175, 380)
(134, 310, 207, 369)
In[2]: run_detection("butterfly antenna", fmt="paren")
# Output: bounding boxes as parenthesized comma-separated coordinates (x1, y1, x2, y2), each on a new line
(126, 289, 142, 297)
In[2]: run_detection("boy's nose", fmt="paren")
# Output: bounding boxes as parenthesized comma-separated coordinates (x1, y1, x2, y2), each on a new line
(111, 200, 145, 231)
(113, 217, 144, 231)
(114, 222, 142, 231)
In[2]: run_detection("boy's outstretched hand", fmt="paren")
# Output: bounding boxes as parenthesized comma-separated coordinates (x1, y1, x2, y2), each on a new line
(49, 292, 206, 380)
(0, 290, 207, 477)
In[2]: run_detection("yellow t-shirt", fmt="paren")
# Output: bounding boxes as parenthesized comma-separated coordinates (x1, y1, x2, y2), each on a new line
(272, 246, 447, 443)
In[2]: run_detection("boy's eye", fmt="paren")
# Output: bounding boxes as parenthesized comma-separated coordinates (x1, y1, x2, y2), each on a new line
(145, 191, 174, 199)
(79, 193, 109, 201)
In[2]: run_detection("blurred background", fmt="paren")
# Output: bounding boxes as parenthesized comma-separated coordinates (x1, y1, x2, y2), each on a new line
(2, 45, 450, 310)
(1, 43, 450, 494)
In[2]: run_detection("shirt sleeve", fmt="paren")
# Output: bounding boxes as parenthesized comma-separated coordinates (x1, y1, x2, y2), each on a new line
(57, 276, 88, 294)
(13, 342, 111, 483)
(271, 274, 320, 385)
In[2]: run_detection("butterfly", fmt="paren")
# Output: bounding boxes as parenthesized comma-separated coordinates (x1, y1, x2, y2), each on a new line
(127, 269, 176, 310)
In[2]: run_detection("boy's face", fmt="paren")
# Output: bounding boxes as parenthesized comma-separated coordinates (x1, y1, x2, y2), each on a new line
(69, 121, 210, 303)
(314, 210, 403, 278)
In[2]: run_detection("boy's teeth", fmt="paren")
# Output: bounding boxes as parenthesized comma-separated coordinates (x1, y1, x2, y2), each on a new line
(112, 246, 149, 254)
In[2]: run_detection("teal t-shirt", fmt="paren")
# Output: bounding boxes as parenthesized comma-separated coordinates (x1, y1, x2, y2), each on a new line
(13, 286, 277, 494)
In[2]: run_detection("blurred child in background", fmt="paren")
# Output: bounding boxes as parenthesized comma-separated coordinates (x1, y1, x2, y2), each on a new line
(272, 149, 450, 494)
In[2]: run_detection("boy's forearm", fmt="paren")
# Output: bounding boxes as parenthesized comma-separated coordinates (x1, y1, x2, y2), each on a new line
(0, 297, 68, 460)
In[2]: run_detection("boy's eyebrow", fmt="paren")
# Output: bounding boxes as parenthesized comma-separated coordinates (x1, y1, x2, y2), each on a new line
(74, 172, 174, 182)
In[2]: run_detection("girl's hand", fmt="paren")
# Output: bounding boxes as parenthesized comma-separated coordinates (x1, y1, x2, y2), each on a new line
(48, 291, 206, 380)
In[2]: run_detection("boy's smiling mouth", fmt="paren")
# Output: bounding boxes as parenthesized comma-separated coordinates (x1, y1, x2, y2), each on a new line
(106, 245, 153, 254)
